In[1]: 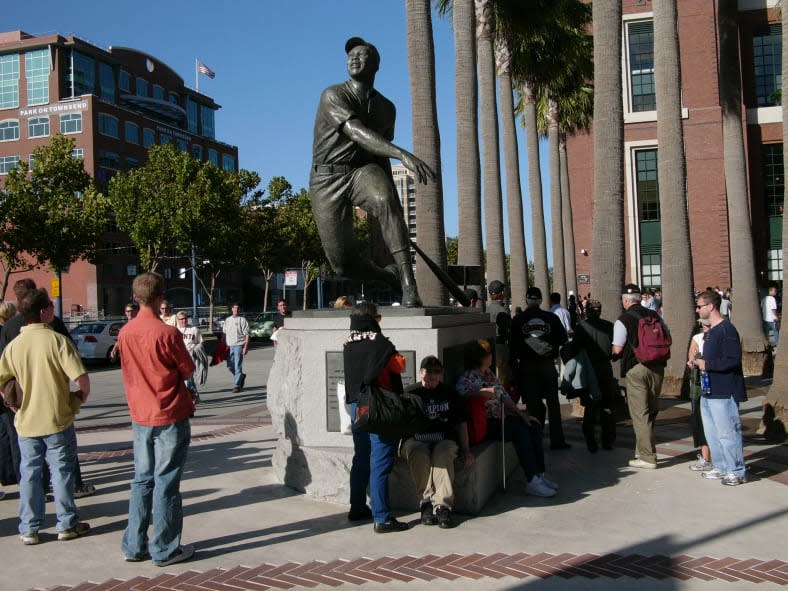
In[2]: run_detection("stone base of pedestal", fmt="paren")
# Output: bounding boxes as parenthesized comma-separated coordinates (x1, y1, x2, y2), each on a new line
(267, 307, 495, 505)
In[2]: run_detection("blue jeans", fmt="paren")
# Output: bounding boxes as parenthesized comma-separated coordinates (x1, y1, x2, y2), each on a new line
(486, 416, 545, 480)
(18, 425, 78, 535)
(226, 345, 244, 387)
(763, 321, 780, 347)
(122, 418, 190, 562)
(700, 396, 744, 478)
(349, 404, 398, 524)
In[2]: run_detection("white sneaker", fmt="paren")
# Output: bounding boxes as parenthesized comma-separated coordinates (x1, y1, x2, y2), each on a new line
(525, 475, 556, 497)
(539, 473, 559, 490)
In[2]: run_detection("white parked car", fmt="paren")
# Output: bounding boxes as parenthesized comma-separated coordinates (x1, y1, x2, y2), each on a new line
(70, 320, 125, 364)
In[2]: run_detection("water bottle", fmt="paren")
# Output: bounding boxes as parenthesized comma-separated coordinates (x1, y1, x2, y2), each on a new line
(700, 371, 711, 395)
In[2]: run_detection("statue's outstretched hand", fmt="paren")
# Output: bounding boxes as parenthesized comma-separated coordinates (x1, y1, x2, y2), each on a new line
(400, 151, 436, 185)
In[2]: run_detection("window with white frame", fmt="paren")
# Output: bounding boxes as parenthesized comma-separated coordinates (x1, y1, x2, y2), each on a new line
(0, 54, 20, 109)
(71, 148, 84, 159)
(25, 49, 50, 106)
(634, 147, 662, 290)
(0, 155, 20, 174)
(0, 119, 20, 141)
(60, 113, 82, 134)
(625, 20, 655, 114)
(28, 116, 49, 138)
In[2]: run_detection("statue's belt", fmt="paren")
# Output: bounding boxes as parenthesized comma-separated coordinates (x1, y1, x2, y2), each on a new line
(313, 164, 354, 174)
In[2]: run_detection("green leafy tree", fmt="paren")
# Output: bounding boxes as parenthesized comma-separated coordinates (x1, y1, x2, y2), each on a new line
(2, 134, 108, 310)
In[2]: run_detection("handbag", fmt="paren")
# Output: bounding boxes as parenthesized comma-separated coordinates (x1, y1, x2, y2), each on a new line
(0, 377, 23, 411)
(353, 384, 430, 438)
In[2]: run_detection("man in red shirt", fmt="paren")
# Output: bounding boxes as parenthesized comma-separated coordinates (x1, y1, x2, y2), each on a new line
(117, 272, 196, 566)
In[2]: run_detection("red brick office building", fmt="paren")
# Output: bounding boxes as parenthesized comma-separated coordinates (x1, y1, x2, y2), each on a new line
(0, 30, 238, 316)
(567, 0, 783, 293)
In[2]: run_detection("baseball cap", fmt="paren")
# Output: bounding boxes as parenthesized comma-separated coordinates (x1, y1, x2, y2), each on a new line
(623, 283, 641, 295)
(525, 286, 542, 301)
(345, 37, 380, 66)
(463, 288, 479, 301)
(488, 280, 505, 295)
(588, 299, 602, 310)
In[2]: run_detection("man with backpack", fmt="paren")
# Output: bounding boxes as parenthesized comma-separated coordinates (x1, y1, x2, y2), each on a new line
(612, 284, 671, 469)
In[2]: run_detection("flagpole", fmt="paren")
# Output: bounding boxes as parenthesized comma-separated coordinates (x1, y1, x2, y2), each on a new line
(195, 58, 199, 92)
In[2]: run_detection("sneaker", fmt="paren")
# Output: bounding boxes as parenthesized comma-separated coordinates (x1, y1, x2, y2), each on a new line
(347, 506, 373, 522)
(702, 468, 724, 479)
(721, 473, 746, 486)
(689, 455, 713, 472)
(20, 532, 39, 545)
(124, 551, 151, 562)
(74, 483, 97, 498)
(435, 505, 453, 529)
(58, 521, 91, 541)
(0, 490, 5, 500)
(153, 544, 195, 567)
(239, 373, 246, 389)
(373, 518, 409, 533)
(420, 502, 437, 526)
(628, 458, 657, 470)
(525, 475, 556, 497)
(539, 473, 559, 490)
(231, 387, 241, 393)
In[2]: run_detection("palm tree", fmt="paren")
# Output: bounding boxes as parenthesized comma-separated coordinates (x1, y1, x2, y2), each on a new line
(653, 0, 695, 385)
(718, 0, 768, 372)
(406, 0, 448, 305)
(476, 0, 506, 287)
(763, 0, 788, 440)
(560, 132, 579, 300)
(591, 0, 625, 320)
(547, 98, 567, 300)
(497, 35, 529, 307)
(438, 0, 484, 296)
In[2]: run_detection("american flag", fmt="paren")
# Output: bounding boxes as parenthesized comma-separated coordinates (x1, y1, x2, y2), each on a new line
(197, 61, 216, 79)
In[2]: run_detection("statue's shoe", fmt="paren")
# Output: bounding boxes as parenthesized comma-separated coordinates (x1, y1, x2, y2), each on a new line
(402, 285, 422, 308)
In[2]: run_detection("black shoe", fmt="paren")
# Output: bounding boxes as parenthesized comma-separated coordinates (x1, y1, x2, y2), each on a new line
(586, 441, 599, 454)
(347, 506, 373, 522)
(373, 518, 409, 533)
(239, 373, 246, 389)
(551, 442, 572, 451)
(436, 506, 453, 529)
(420, 502, 437, 526)
(602, 442, 615, 451)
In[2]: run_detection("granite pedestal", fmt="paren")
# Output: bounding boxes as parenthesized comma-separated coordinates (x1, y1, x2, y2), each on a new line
(267, 307, 494, 505)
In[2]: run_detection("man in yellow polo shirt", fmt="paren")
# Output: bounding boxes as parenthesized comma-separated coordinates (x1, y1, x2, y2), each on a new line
(0, 288, 91, 546)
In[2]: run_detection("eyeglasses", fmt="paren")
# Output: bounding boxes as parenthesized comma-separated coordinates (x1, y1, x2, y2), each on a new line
(695, 302, 710, 310)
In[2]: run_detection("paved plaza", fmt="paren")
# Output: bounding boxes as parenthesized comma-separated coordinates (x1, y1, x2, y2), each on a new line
(0, 344, 785, 591)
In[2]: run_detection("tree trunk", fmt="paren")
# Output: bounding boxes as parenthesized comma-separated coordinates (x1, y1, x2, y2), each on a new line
(407, 0, 448, 306)
(524, 81, 550, 304)
(560, 134, 578, 300)
(591, 0, 625, 324)
(653, 0, 695, 387)
(548, 99, 566, 300)
(718, 0, 768, 364)
(476, 0, 506, 287)
(453, 0, 484, 296)
(762, 0, 788, 441)
(497, 38, 528, 308)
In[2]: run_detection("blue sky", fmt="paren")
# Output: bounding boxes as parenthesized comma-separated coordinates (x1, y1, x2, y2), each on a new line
(6, 0, 551, 260)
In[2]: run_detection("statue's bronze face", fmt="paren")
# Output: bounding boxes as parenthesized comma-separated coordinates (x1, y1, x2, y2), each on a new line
(347, 45, 377, 79)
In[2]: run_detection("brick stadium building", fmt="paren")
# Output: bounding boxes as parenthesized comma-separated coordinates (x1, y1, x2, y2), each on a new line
(567, 0, 783, 294)
(0, 30, 238, 316)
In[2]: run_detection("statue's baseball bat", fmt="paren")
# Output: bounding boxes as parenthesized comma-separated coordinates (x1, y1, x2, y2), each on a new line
(409, 240, 471, 307)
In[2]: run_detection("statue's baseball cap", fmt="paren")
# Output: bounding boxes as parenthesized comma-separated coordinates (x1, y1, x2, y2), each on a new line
(623, 283, 641, 295)
(345, 37, 380, 67)
(526, 286, 542, 302)
(488, 280, 505, 295)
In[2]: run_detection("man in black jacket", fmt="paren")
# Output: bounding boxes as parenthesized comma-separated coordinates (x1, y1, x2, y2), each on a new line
(509, 287, 570, 450)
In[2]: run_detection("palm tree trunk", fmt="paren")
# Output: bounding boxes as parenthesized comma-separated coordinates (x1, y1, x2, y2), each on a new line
(718, 0, 768, 370)
(453, 0, 484, 294)
(497, 38, 528, 308)
(762, 0, 788, 440)
(524, 81, 550, 303)
(406, 0, 448, 305)
(560, 134, 578, 300)
(653, 0, 695, 386)
(477, 0, 506, 287)
(591, 0, 625, 322)
(548, 99, 566, 300)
